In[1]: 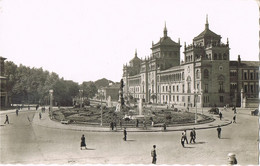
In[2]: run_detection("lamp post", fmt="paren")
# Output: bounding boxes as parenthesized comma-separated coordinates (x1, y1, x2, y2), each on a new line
(100, 91, 104, 126)
(49, 89, 53, 119)
(194, 89, 198, 124)
(79, 90, 83, 109)
(201, 89, 203, 114)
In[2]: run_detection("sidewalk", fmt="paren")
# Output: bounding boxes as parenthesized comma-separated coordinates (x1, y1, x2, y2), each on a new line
(30, 107, 246, 132)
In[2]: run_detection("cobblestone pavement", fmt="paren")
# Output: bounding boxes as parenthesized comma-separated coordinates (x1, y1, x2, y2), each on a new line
(0, 107, 258, 165)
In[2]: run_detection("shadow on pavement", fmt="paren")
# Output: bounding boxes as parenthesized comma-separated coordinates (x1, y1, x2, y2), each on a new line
(220, 137, 230, 139)
(126, 140, 136, 142)
(184, 146, 195, 148)
(194, 141, 206, 144)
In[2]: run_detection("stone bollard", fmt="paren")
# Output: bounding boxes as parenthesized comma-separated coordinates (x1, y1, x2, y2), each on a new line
(228, 153, 237, 165)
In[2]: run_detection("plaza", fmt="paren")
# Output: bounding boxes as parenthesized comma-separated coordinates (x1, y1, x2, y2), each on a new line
(0, 106, 258, 165)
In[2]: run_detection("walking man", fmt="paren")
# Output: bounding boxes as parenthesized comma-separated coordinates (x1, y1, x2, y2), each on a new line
(123, 128, 127, 141)
(181, 133, 185, 147)
(233, 115, 236, 123)
(217, 125, 222, 139)
(151, 145, 157, 164)
(80, 134, 87, 150)
(39, 112, 42, 119)
(182, 130, 188, 144)
(16, 109, 19, 116)
(4, 115, 9, 124)
(190, 128, 196, 143)
(219, 112, 222, 120)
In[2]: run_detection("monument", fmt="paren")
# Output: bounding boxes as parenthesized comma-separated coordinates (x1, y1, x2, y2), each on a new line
(115, 79, 125, 112)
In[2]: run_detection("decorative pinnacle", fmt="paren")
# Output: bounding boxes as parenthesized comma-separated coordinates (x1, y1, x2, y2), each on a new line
(164, 21, 167, 37)
(135, 49, 137, 57)
(205, 14, 209, 29)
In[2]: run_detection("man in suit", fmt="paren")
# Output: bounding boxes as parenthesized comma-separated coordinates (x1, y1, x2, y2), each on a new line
(151, 145, 157, 164)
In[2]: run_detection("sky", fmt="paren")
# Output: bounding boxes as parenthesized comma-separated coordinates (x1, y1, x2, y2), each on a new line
(0, 0, 259, 84)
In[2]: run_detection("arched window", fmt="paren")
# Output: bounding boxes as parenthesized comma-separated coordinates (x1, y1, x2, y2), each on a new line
(196, 70, 200, 79)
(214, 53, 217, 60)
(223, 53, 227, 60)
(204, 69, 209, 78)
(218, 53, 222, 60)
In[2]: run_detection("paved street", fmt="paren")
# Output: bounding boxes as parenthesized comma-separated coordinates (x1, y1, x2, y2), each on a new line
(0, 108, 258, 165)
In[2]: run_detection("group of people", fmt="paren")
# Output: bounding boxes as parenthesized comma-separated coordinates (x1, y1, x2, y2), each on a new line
(181, 128, 196, 147)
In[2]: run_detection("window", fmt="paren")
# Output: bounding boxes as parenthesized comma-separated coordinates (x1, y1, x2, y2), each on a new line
(218, 53, 222, 60)
(250, 85, 254, 93)
(204, 69, 209, 78)
(187, 82, 191, 93)
(244, 72, 247, 80)
(177, 96, 179, 102)
(157, 86, 160, 93)
(244, 85, 248, 93)
(214, 53, 217, 60)
(182, 84, 185, 93)
(169, 95, 171, 101)
(196, 70, 199, 79)
(205, 84, 208, 93)
(220, 96, 224, 103)
(182, 72, 184, 80)
(173, 95, 175, 101)
(250, 72, 254, 80)
(162, 86, 164, 92)
(219, 82, 224, 93)
(223, 53, 227, 60)
(166, 86, 168, 92)
(177, 85, 179, 92)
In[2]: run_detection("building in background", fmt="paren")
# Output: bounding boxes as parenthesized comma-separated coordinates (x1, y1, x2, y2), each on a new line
(122, 17, 259, 108)
(0, 56, 8, 107)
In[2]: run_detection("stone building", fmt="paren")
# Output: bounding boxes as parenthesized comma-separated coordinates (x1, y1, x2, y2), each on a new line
(122, 17, 259, 108)
(0, 56, 8, 107)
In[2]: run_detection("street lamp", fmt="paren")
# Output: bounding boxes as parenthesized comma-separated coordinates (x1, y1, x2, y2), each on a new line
(79, 90, 83, 109)
(201, 89, 203, 114)
(49, 89, 53, 119)
(193, 89, 198, 124)
(100, 91, 104, 126)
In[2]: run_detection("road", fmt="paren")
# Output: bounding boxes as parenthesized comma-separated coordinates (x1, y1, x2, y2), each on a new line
(0, 109, 258, 165)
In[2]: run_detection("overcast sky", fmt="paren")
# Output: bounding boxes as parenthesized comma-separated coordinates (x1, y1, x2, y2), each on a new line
(0, 0, 258, 83)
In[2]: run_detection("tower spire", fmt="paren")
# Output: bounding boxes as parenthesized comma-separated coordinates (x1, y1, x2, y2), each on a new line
(164, 21, 167, 37)
(205, 14, 209, 29)
(135, 49, 137, 57)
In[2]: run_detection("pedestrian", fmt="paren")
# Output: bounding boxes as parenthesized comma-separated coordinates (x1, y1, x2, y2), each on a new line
(114, 121, 117, 131)
(39, 112, 42, 119)
(123, 128, 127, 141)
(190, 128, 196, 143)
(181, 133, 185, 147)
(163, 123, 166, 131)
(232, 106, 236, 114)
(233, 115, 236, 123)
(36, 104, 39, 110)
(217, 125, 222, 139)
(219, 112, 222, 120)
(182, 130, 188, 144)
(143, 120, 147, 130)
(151, 145, 157, 164)
(16, 109, 19, 116)
(111, 121, 114, 131)
(80, 134, 87, 150)
(119, 119, 122, 129)
(136, 119, 139, 127)
(4, 115, 9, 124)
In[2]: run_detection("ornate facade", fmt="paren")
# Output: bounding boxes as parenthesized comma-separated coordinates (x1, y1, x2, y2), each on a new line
(122, 17, 259, 108)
